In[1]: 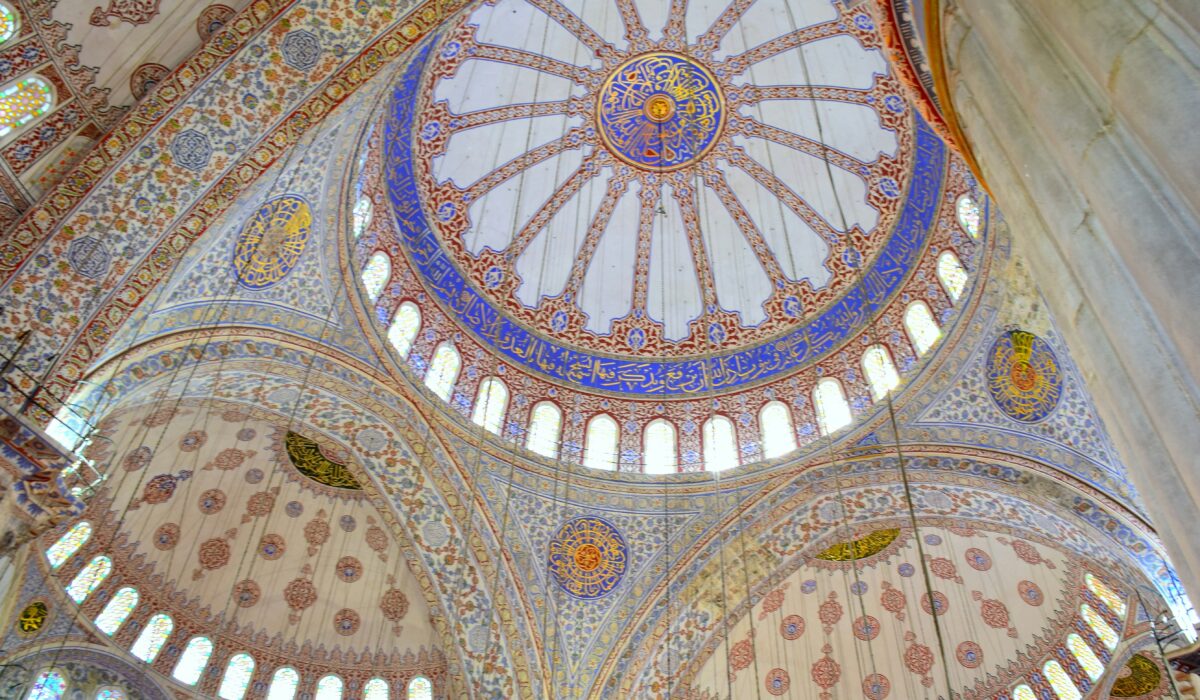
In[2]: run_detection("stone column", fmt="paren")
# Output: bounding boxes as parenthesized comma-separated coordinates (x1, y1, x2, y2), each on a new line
(939, 0, 1200, 603)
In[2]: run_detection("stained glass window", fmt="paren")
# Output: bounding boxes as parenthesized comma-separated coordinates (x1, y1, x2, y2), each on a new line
(937, 251, 969, 302)
(424, 343, 461, 401)
(388, 301, 421, 359)
(66, 555, 111, 603)
(352, 196, 373, 239)
(130, 613, 173, 662)
(643, 419, 677, 474)
(814, 378, 852, 435)
(957, 195, 982, 238)
(472, 378, 508, 435)
(584, 413, 619, 471)
(94, 586, 138, 635)
(26, 669, 66, 700)
(315, 675, 343, 700)
(266, 667, 299, 700)
(408, 676, 433, 700)
(0, 5, 17, 46)
(904, 301, 941, 356)
(1012, 685, 1036, 700)
(1085, 573, 1127, 617)
(1081, 604, 1119, 650)
(760, 401, 796, 458)
(46, 521, 91, 569)
(0, 77, 51, 139)
(1043, 659, 1081, 700)
(703, 415, 738, 472)
(1067, 633, 1104, 681)
(94, 689, 126, 700)
(361, 252, 390, 302)
(172, 636, 213, 686)
(526, 401, 562, 459)
(218, 653, 255, 700)
(862, 345, 900, 401)
(364, 678, 389, 700)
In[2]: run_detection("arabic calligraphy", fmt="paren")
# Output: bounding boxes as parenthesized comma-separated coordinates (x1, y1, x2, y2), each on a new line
(547, 516, 628, 599)
(232, 195, 312, 290)
(985, 331, 1063, 423)
(285, 431, 363, 490)
(597, 52, 725, 170)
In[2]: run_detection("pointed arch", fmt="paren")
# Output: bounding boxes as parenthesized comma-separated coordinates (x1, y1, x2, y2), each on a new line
(702, 415, 738, 472)
(388, 301, 421, 359)
(583, 413, 619, 470)
(363, 679, 389, 700)
(759, 401, 796, 458)
(130, 613, 173, 662)
(172, 636, 213, 686)
(66, 555, 111, 603)
(94, 586, 138, 636)
(526, 401, 562, 459)
(814, 378, 852, 435)
(266, 667, 299, 700)
(46, 521, 91, 569)
(315, 675, 343, 700)
(218, 653, 255, 700)
(424, 342, 461, 401)
(471, 377, 509, 435)
(862, 345, 900, 401)
(643, 419, 677, 474)
(408, 676, 433, 700)
(937, 250, 968, 302)
(26, 669, 66, 700)
(361, 252, 391, 302)
(904, 301, 941, 356)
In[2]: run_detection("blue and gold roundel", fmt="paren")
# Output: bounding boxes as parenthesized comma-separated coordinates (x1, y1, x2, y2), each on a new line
(986, 331, 1063, 422)
(232, 195, 312, 289)
(548, 516, 628, 599)
(597, 52, 725, 171)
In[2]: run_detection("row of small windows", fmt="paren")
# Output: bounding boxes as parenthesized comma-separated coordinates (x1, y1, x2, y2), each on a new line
(42, 523, 433, 700)
(26, 670, 123, 700)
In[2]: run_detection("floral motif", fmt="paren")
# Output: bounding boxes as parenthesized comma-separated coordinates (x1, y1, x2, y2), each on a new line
(729, 639, 754, 673)
(170, 129, 212, 171)
(258, 534, 285, 560)
(1018, 580, 1044, 606)
(365, 524, 389, 561)
(956, 641, 983, 669)
(758, 585, 786, 619)
(232, 579, 260, 608)
(881, 581, 906, 620)
(141, 407, 180, 427)
(818, 592, 843, 633)
(780, 614, 804, 640)
(964, 547, 992, 571)
(242, 489, 277, 522)
(198, 488, 226, 514)
(153, 523, 179, 550)
(853, 615, 881, 641)
(89, 0, 162, 27)
(863, 673, 891, 700)
(206, 448, 255, 471)
(381, 586, 409, 623)
(920, 591, 949, 616)
(335, 556, 363, 583)
(973, 590, 1017, 637)
(811, 644, 840, 699)
(122, 446, 152, 471)
(903, 632, 934, 687)
(197, 537, 230, 573)
(179, 430, 207, 452)
(765, 668, 790, 696)
(284, 576, 317, 622)
(927, 556, 961, 583)
(305, 511, 330, 555)
(333, 608, 360, 636)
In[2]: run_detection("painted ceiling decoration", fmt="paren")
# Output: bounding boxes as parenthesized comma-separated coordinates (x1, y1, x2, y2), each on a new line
(284, 430, 363, 490)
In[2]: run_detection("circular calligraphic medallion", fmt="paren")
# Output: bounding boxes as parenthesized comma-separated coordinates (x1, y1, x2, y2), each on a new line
(985, 331, 1063, 422)
(597, 52, 725, 171)
(548, 516, 628, 599)
(232, 194, 312, 289)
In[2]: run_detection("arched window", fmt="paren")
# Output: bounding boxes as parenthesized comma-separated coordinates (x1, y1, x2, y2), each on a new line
(94, 688, 126, 700)
(862, 345, 900, 401)
(352, 196, 373, 239)
(363, 678, 389, 700)
(1085, 573, 1128, 617)
(218, 653, 255, 700)
(94, 586, 138, 635)
(361, 252, 391, 302)
(1066, 633, 1104, 681)
(66, 555, 111, 603)
(471, 377, 509, 435)
(904, 301, 941, 356)
(702, 415, 738, 472)
(172, 636, 213, 686)
(759, 401, 796, 458)
(813, 378, 852, 435)
(0, 5, 18, 46)
(583, 414, 619, 470)
(937, 251, 969, 302)
(956, 195, 982, 238)
(130, 613, 173, 662)
(643, 419, 677, 474)
(46, 521, 91, 569)
(1081, 604, 1119, 649)
(408, 676, 433, 700)
(424, 343, 461, 401)
(1043, 659, 1081, 700)
(1012, 685, 1036, 700)
(526, 402, 562, 459)
(0, 77, 51, 139)
(388, 301, 421, 359)
(26, 669, 66, 700)
(315, 675, 343, 700)
(265, 667, 300, 700)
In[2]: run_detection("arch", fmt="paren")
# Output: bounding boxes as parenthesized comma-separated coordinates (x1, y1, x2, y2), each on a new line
(352, 196, 373, 239)
(813, 378, 852, 435)
(1012, 685, 1036, 700)
(1042, 659, 1081, 700)
(46, 521, 91, 569)
(643, 419, 677, 474)
(1085, 572, 1128, 617)
(408, 676, 433, 700)
(66, 555, 111, 603)
(0, 4, 19, 46)
(1066, 633, 1104, 681)
(387, 301, 421, 359)
(172, 636, 213, 686)
(361, 252, 391, 302)
(363, 678, 389, 700)
(94, 586, 138, 635)
(424, 342, 461, 401)
(265, 667, 299, 700)
(526, 401, 562, 459)
(956, 194, 982, 238)
(759, 401, 797, 459)
(937, 250, 969, 302)
(26, 669, 66, 700)
(217, 653, 255, 700)
(702, 415, 738, 472)
(862, 345, 900, 401)
(94, 689, 126, 700)
(904, 301, 941, 356)
(315, 675, 343, 700)
(1081, 603, 1119, 649)
(0, 76, 52, 140)
(471, 377, 509, 435)
(583, 413, 619, 471)
(129, 613, 173, 662)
